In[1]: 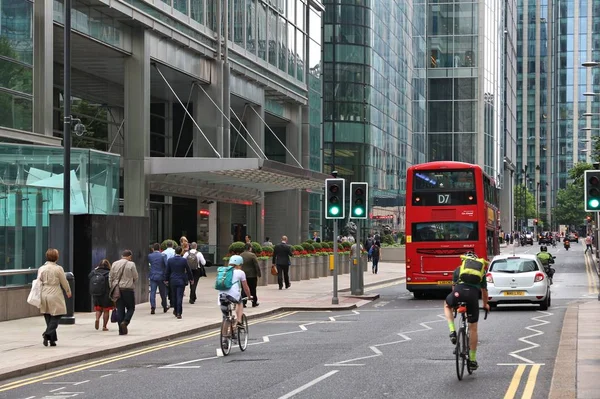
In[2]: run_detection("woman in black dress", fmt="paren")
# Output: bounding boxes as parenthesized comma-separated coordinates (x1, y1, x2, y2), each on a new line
(89, 259, 113, 331)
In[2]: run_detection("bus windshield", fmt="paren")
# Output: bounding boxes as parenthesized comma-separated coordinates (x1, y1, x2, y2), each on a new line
(412, 222, 479, 242)
(413, 170, 475, 190)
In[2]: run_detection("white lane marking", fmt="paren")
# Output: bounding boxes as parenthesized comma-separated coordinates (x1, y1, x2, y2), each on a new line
(23, 396, 36, 399)
(159, 356, 219, 369)
(277, 370, 339, 399)
(42, 383, 80, 385)
(497, 363, 546, 366)
(86, 369, 125, 373)
(99, 374, 112, 378)
(508, 311, 553, 364)
(325, 314, 446, 366)
(72, 381, 89, 386)
(49, 387, 65, 392)
(373, 301, 390, 308)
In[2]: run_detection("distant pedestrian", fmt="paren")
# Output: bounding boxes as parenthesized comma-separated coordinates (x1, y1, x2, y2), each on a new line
(165, 246, 193, 319)
(241, 243, 261, 307)
(183, 242, 206, 304)
(585, 235, 593, 254)
(88, 259, 113, 331)
(272, 235, 293, 290)
(312, 231, 321, 243)
(37, 248, 72, 347)
(245, 235, 252, 244)
(110, 250, 139, 335)
(263, 237, 273, 247)
(148, 243, 169, 314)
(365, 234, 374, 262)
(180, 236, 190, 253)
(370, 241, 381, 274)
(163, 240, 176, 260)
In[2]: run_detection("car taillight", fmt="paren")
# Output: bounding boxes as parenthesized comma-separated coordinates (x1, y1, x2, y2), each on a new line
(534, 273, 544, 282)
(486, 273, 493, 283)
(406, 258, 411, 269)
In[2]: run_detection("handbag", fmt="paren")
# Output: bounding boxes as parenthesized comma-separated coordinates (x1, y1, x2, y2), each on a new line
(270, 265, 278, 276)
(109, 263, 126, 302)
(27, 279, 42, 308)
(110, 309, 119, 323)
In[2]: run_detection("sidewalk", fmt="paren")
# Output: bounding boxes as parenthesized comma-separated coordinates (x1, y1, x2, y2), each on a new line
(0, 261, 405, 382)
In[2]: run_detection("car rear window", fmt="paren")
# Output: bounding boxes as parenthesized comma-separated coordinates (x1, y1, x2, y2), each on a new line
(490, 259, 539, 273)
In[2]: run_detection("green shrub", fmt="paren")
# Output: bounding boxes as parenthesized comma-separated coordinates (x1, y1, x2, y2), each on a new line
(398, 232, 406, 245)
(341, 241, 351, 249)
(301, 242, 315, 252)
(228, 241, 245, 254)
(161, 239, 177, 251)
(313, 242, 322, 251)
(382, 234, 395, 245)
(320, 242, 329, 249)
(262, 246, 274, 255)
(293, 245, 304, 252)
(251, 241, 262, 254)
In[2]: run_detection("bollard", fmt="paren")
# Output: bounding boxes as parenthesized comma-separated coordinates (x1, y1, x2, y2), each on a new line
(59, 272, 75, 325)
(351, 257, 363, 295)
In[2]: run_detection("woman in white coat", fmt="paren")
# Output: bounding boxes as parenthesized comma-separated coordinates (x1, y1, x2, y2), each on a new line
(37, 248, 72, 346)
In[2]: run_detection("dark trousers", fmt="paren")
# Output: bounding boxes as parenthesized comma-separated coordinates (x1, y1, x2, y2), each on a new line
(43, 314, 61, 342)
(372, 258, 379, 274)
(277, 264, 290, 288)
(189, 269, 202, 302)
(150, 279, 167, 310)
(246, 277, 258, 304)
(116, 289, 135, 332)
(173, 284, 185, 316)
(586, 244, 594, 254)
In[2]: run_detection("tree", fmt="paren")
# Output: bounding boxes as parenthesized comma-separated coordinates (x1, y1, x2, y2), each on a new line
(554, 163, 592, 227)
(514, 184, 536, 228)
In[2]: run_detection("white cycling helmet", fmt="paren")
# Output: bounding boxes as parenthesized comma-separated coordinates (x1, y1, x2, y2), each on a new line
(229, 255, 243, 266)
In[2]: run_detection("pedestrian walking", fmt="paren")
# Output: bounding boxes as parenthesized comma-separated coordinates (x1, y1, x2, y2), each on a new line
(241, 243, 261, 307)
(585, 235, 594, 254)
(262, 237, 273, 247)
(272, 235, 293, 290)
(109, 250, 139, 335)
(370, 241, 381, 274)
(165, 246, 194, 319)
(365, 234, 374, 262)
(88, 259, 113, 331)
(148, 243, 169, 314)
(37, 248, 72, 347)
(180, 236, 190, 253)
(183, 242, 206, 304)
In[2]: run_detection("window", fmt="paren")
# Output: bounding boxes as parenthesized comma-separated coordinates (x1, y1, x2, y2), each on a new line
(413, 170, 475, 190)
(412, 222, 479, 242)
(490, 258, 539, 273)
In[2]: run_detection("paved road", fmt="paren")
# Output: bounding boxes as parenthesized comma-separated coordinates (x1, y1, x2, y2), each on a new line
(1, 242, 594, 399)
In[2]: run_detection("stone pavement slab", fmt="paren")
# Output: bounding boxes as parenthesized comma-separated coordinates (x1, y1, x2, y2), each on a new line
(0, 261, 405, 382)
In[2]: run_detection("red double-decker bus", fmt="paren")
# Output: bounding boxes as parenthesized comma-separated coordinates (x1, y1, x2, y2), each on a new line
(405, 161, 499, 297)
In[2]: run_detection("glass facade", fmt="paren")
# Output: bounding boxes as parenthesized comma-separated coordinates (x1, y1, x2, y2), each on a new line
(0, 144, 120, 285)
(323, 0, 422, 227)
(0, 0, 33, 132)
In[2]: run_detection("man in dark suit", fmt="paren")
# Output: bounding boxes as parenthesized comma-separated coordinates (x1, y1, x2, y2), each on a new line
(272, 235, 293, 290)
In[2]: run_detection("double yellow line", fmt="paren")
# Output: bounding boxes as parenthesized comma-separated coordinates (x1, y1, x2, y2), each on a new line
(0, 311, 295, 392)
(504, 364, 541, 399)
(584, 253, 599, 294)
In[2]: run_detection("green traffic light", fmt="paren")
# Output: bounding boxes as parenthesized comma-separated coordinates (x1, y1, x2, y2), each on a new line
(353, 207, 364, 216)
(589, 199, 600, 209)
(329, 206, 340, 216)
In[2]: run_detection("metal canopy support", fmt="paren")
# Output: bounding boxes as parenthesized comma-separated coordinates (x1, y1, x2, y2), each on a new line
(153, 64, 221, 158)
(248, 105, 303, 168)
(174, 82, 195, 156)
(194, 83, 264, 159)
(230, 105, 268, 160)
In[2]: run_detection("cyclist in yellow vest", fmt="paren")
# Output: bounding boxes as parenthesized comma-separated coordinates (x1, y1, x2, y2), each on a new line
(443, 251, 490, 371)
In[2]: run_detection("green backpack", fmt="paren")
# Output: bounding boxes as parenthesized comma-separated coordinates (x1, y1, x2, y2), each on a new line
(458, 257, 486, 284)
(214, 266, 235, 290)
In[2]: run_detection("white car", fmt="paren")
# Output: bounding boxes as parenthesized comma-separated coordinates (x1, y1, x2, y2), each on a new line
(486, 254, 551, 310)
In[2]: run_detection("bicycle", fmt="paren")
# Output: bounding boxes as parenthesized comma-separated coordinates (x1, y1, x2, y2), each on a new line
(453, 302, 488, 380)
(219, 294, 249, 356)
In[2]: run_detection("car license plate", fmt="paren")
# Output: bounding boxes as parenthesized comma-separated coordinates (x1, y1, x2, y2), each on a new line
(503, 291, 525, 296)
(437, 281, 453, 285)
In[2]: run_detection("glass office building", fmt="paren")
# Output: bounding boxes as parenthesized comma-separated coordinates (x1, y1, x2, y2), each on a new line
(323, 0, 425, 234)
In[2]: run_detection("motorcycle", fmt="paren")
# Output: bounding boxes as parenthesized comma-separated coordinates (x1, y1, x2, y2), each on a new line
(564, 240, 570, 251)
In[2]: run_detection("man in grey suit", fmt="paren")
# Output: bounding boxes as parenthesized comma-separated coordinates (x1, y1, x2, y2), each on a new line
(272, 235, 293, 290)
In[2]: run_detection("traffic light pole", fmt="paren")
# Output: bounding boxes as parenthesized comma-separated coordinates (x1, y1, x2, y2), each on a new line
(351, 224, 363, 295)
(332, 220, 339, 305)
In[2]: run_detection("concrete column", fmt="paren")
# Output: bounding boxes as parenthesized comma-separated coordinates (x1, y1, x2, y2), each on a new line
(301, 190, 310, 241)
(246, 204, 257, 243)
(301, 104, 311, 169)
(285, 104, 303, 167)
(218, 203, 233, 258)
(246, 104, 265, 157)
(265, 190, 302, 245)
(256, 195, 265, 243)
(195, 75, 223, 157)
(124, 28, 150, 217)
(208, 201, 218, 246)
(33, 0, 53, 136)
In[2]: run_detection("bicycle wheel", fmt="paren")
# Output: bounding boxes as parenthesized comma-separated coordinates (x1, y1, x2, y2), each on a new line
(238, 314, 249, 351)
(455, 327, 466, 380)
(220, 319, 232, 356)
(465, 330, 473, 375)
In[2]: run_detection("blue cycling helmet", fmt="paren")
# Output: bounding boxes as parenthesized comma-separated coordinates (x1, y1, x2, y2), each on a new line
(229, 255, 243, 266)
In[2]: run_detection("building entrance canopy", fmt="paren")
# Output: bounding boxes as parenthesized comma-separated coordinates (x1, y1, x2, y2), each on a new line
(148, 158, 328, 203)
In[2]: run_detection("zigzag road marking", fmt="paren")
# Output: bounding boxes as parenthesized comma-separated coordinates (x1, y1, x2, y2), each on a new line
(508, 311, 552, 364)
(324, 314, 446, 366)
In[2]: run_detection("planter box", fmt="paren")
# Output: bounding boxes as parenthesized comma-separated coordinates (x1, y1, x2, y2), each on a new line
(258, 260, 269, 286)
(381, 247, 405, 262)
(362, 254, 368, 272)
(341, 253, 350, 274)
(290, 258, 302, 281)
(268, 264, 279, 285)
(301, 257, 312, 280)
(320, 255, 330, 277)
(309, 256, 320, 279)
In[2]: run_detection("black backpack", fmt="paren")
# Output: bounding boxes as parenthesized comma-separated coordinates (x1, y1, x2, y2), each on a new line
(371, 245, 380, 257)
(186, 251, 199, 270)
(89, 270, 107, 296)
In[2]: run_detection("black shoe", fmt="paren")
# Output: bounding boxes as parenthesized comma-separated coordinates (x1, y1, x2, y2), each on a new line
(449, 331, 457, 345)
(279, 286, 283, 290)
(120, 322, 128, 335)
(252, 303, 259, 307)
(49, 341, 56, 347)
(176, 315, 182, 319)
(43, 337, 48, 347)
(163, 307, 169, 313)
(467, 360, 478, 370)
(286, 285, 291, 289)
(151, 308, 155, 314)
(173, 309, 177, 315)
(189, 300, 195, 304)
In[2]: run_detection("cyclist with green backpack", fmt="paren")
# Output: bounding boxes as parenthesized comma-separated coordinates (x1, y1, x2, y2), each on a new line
(443, 251, 490, 371)
(216, 255, 253, 331)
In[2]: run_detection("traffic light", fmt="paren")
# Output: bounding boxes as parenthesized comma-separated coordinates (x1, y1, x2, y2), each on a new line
(534, 219, 538, 226)
(350, 182, 368, 219)
(585, 170, 600, 211)
(325, 178, 345, 219)
(587, 216, 592, 224)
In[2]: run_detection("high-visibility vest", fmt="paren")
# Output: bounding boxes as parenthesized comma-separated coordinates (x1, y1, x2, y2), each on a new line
(458, 255, 486, 285)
